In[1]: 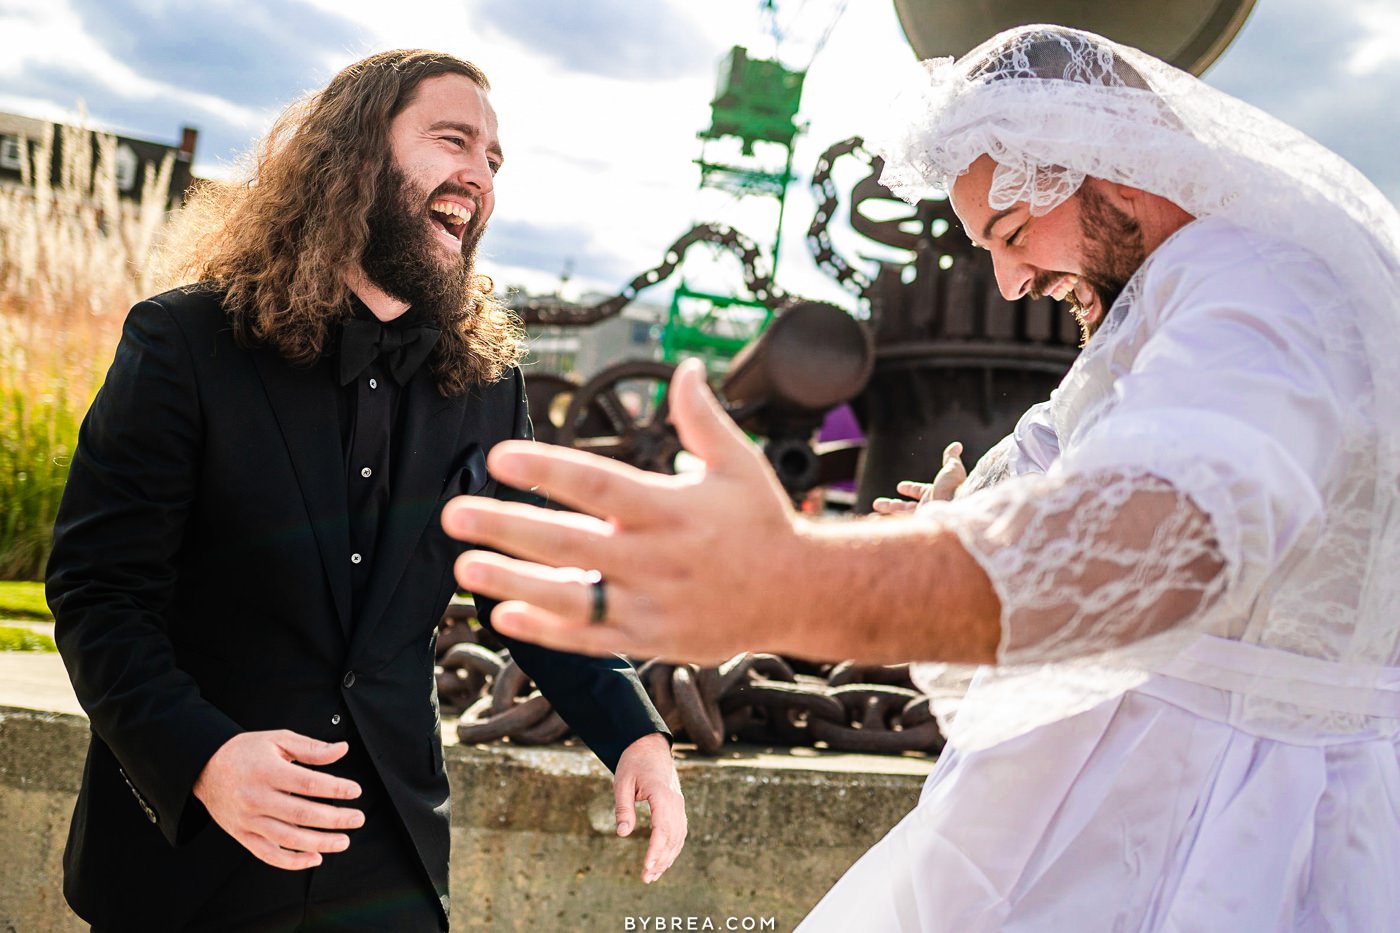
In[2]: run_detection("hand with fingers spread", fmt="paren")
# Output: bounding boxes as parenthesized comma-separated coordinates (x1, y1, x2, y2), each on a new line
(613, 732, 686, 883)
(193, 730, 364, 871)
(872, 442, 968, 515)
(444, 357, 801, 663)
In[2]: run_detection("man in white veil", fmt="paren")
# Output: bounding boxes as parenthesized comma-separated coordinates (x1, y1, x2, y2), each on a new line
(440, 24, 1400, 930)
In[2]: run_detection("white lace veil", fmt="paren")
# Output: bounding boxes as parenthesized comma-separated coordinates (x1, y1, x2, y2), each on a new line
(868, 25, 1400, 749)
(871, 24, 1399, 462)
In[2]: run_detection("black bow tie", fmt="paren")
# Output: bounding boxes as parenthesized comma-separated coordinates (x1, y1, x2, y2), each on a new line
(338, 317, 441, 386)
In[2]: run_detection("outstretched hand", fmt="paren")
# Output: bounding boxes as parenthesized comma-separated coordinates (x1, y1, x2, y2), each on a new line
(442, 358, 798, 662)
(193, 730, 364, 870)
(613, 732, 686, 883)
(871, 441, 967, 514)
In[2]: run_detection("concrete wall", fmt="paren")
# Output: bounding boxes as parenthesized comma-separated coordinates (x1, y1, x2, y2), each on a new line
(0, 705, 932, 932)
(0, 709, 87, 933)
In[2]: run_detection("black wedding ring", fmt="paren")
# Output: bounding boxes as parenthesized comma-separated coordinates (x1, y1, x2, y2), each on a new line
(583, 570, 607, 625)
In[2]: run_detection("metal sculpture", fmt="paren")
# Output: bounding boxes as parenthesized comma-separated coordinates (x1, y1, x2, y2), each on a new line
(545, 301, 873, 499)
(892, 0, 1257, 76)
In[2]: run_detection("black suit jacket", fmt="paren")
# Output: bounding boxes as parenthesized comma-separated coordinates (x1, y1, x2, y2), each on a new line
(46, 286, 666, 928)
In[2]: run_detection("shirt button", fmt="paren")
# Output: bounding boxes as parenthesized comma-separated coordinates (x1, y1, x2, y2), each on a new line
(350, 553, 362, 564)
(331, 713, 342, 725)
(343, 671, 356, 688)
(368, 377, 378, 389)
(360, 467, 372, 478)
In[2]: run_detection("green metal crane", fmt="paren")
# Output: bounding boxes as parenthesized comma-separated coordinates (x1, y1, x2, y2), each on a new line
(665, 44, 808, 368)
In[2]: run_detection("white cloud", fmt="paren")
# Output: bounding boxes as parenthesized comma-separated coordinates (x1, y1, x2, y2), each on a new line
(0, 0, 267, 136)
(2, 0, 1395, 302)
(1349, 0, 1400, 75)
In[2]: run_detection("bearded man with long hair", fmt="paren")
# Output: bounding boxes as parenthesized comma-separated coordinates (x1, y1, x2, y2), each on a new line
(47, 50, 683, 932)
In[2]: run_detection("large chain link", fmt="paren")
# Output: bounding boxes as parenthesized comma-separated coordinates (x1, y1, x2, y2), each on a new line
(515, 223, 788, 326)
(806, 136, 874, 299)
(437, 607, 944, 756)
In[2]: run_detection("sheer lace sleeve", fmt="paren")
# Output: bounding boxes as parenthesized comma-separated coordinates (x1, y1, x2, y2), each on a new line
(942, 392, 1343, 665)
(947, 468, 1226, 664)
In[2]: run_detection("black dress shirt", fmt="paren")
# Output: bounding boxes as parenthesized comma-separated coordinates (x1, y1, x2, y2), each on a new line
(336, 298, 437, 612)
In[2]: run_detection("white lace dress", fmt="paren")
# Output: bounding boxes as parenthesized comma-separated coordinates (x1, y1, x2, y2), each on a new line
(799, 217, 1400, 931)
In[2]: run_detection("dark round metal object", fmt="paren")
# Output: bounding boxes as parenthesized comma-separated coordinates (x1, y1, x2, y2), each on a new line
(524, 372, 621, 446)
(764, 436, 821, 494)
(721, 300, 873, 414)
(892, 0, 1257, 76)
(523, 372, 578, 446)
(557, 360, 682, 474)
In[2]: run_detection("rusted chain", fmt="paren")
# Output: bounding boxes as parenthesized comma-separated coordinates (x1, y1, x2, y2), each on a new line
(673, 664, 726, 755)
(438, 616, 944, 756)
(515, 223, 788, 326)
(806, 136, 874, 299)
(806, 684, 944, 754)
(456, 694, 553, 744)
(490, 660, 571, 745)
(435, 642, 501, 707)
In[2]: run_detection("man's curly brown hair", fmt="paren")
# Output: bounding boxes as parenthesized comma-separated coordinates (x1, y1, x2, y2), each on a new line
(171, 49, 523, 396)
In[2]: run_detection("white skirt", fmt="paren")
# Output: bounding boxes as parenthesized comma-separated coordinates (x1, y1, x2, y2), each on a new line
(798, 671, 1400, 931)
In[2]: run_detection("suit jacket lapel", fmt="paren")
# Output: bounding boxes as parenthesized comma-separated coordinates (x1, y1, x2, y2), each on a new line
(252, 350, 353, 636)
(351, 367, 464, 651)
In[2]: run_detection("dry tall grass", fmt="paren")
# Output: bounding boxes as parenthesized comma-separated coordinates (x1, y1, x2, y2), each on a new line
(0, 117, 176, 579)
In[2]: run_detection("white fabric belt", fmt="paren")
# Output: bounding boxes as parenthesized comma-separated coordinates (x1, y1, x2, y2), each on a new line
(1151, 634, 1400, 720)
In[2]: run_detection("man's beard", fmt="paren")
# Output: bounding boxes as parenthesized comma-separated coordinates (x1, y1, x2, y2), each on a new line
(360, 162, 484, 325)
(1033, 184, 1146, 345)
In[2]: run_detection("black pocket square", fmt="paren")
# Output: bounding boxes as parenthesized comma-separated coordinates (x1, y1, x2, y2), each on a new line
(442, 445, 490, 499)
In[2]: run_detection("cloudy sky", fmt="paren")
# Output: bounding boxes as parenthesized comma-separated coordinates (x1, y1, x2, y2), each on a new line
(1, 0, 1396, 306)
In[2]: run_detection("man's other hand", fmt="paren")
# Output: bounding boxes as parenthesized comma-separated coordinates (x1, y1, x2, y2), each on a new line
(193, 730, 365, 870)
(613, 732, 686, 884)
(872, 441, 967, 514)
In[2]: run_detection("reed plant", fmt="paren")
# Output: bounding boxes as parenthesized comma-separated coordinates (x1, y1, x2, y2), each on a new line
(0, 116, 176, 579)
